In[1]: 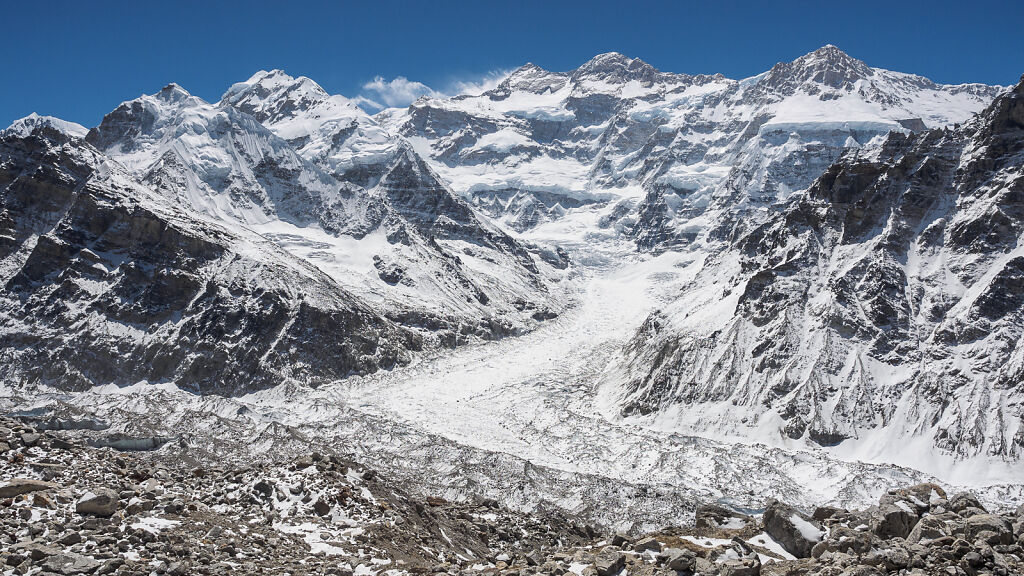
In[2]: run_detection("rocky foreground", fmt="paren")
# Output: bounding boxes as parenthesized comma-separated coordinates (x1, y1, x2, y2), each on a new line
(2, 416, 1023, 576)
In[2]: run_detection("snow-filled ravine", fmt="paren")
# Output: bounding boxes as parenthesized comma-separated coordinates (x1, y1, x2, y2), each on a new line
(6, 212, 1023, 532)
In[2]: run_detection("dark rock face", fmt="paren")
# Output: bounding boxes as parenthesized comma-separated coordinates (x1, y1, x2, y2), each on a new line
(0, 127, 419, 395)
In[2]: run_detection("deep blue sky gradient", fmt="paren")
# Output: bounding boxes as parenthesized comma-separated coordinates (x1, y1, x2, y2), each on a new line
(2, 0, 1022, 128)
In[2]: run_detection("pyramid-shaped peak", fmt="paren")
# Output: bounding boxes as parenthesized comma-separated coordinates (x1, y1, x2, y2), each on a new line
(499, 63, 567, 94)
(573, 52, 664, 84)
(225, 69, 328, 102)
(222, 69, 341, 124)
(155, 83, 193, 103)
(789, 44, 872, 84)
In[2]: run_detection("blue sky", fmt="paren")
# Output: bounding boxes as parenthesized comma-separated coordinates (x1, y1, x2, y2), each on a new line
(2, 0, 1022, 128)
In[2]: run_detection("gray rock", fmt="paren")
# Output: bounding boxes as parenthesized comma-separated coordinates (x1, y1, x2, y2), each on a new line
(946, 492, 987, 514)
(657, 548, 695, 572)
(0, 478, 60, 498)
(525, 550, 543, 566)
(57, 531, 83, 545)
(593, 547, 625, 576)
(763, 499, 823, 558)
(42, 552, 101, 575)
(20, 432, 41, 447)
(873, 503, 919, 539)
(963, 514, 1013, 545)
(76, 488, 119, 517)
(633, 536, 661, 552)
(906, 515, 952, 543)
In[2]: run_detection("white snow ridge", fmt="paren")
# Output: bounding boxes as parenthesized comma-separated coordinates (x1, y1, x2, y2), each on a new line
(2, 45, 1024, 538)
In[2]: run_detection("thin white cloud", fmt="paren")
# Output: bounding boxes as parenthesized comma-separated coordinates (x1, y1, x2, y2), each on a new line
(448, 69, 513, 97)
(355, 69, 512, 112)
(360, 75, 440, 109)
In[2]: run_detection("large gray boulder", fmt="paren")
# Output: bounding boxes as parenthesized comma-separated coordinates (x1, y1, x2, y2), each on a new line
(946, 492, 987, 515)
(963, 513, 1014, 545)
(593, 547, 625, 576)
(763, 499, 824, 558)
(76, 488, 119, 517)
(873, 504, 919, 539)
(906, 514, 953, 544)
(42, 552, 101, 575)
(657, 548, 696, 572)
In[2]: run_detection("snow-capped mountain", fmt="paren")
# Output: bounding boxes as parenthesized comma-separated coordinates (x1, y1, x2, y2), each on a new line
(386, 46, 1001, 244)
(85, 77, 565, 346)
(2, 45, 1022, 531)
(610, 74, 1024, 462)
(0, 124, 418, 394)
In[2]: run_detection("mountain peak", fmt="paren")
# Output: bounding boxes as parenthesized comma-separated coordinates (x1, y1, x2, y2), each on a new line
(222, 69, 337, 124)
(787, 44, 872, 86)
(498, 63, 567, 94)
(155, 83, 192, 103)
(755, 44, 873, 92)
(1, 113, 88, 140)
(572, 52, 662, 84)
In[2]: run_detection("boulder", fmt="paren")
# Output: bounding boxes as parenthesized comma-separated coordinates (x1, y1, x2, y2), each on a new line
(76, 488, 119, 517)
(656, 548, 695, 572)
(946, 492, 987, 515)
(695, 502, 752, 533)
(21, 432, 41, 447)
(963, 513, 1013, 545)
(812, 506, 843, 521)
(873, 504, 919, 539)
(0, 477, 60, 498)
(313, 497, 332, 516)
(42, 552, 101, 575)
(763, 499, 824, 558)
(633, 536, 661, 552)
(906, 514, 952, 543)
(593, 547, 625, 576)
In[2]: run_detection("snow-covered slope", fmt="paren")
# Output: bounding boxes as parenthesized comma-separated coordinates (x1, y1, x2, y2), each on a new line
(611, 75, 1024, 465)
